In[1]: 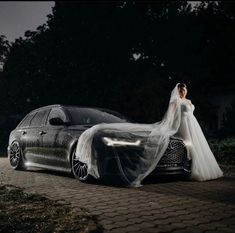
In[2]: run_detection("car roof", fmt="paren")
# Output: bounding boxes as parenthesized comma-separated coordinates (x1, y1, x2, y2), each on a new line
(29, 104, 118, 114)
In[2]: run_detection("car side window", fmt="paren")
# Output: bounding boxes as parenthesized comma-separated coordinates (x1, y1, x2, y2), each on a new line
(47, 108, 67, 125)
(30, 109, 50, 127)
(17, 113, 36, 128)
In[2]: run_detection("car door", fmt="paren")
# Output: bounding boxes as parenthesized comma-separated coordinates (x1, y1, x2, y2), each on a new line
(41, 107, 72, 168)
(24, 109, 50, 164)
(17, 112, 37, 157)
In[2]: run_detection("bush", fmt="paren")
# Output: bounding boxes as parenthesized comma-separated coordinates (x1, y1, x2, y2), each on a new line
(208, 137, 235, 165)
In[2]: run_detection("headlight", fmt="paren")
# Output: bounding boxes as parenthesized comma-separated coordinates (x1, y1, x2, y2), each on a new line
(102, 137, 141, 147)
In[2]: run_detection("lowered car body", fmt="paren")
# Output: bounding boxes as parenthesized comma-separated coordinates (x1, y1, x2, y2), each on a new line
(8, 104, 191, 185)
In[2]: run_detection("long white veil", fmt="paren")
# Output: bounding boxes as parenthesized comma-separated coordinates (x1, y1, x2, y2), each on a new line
(75, 83, 182, 187)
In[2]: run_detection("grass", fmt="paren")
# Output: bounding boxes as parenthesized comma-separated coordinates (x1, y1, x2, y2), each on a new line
(0, 185, 103, 233)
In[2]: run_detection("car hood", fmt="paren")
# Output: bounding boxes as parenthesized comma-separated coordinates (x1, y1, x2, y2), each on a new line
(68, 124, 152, 137)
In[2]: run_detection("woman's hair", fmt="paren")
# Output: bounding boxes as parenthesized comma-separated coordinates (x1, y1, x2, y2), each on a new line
(178, 83, 187, 91)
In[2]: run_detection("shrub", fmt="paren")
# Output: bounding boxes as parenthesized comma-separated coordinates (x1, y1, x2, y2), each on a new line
(208, 137, 235, 165)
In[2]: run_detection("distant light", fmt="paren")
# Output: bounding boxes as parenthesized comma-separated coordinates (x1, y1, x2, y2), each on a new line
(132, 53, 141, 61)
(0, 62, 3, 72)
(119, 1, 127, 8)
(161, 63, 165, 67)
(143, 55, 149, 59)
(189, 1, 201, 10)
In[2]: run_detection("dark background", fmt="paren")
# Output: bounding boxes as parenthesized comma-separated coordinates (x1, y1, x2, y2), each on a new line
(0, 1, 235, 152)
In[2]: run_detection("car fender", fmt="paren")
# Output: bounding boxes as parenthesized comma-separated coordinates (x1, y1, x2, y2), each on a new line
(67, 137, 79, 165)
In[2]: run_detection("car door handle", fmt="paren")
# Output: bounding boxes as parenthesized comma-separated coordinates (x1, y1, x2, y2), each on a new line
(39, 131, 46, 135)
(21, 131, 27, 135)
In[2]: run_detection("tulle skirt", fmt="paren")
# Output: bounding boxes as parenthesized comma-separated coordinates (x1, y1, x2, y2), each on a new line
(176, 112, 223, 181)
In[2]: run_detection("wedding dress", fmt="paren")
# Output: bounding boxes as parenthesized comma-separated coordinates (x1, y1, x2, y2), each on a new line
(175, 98, 223, 181)
(75, 83, 223, 187)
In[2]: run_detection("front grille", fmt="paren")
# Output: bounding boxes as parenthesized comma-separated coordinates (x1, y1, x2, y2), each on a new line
(158, 137, 187, 165)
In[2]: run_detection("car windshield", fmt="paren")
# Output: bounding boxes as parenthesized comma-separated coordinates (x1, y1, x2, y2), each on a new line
(66, 107, 129, 125)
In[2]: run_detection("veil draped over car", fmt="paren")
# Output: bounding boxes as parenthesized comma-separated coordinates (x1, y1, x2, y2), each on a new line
(75, 83, 182, 187)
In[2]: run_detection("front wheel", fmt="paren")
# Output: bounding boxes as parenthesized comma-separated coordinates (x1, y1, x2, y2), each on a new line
(9, 141, 25, 170)
(71, 149, 92, 182)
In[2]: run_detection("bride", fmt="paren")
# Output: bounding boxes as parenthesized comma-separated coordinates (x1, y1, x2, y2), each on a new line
(75, 83, 223, 187)
(174, 83, 223, 181)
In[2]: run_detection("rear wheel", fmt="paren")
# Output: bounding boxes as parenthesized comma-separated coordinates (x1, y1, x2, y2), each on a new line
(71, 149, 92, 182)
(9, 141, 25, 170)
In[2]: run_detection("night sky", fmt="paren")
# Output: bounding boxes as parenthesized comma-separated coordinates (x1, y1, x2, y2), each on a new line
(0, 1, 54, 42)
(0, 1, 200, 43)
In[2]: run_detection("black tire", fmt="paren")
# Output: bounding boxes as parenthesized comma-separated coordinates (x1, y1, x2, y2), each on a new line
(71, 149, 93, 182)
(9, 141, 25, 170)
(180, 172, 191, 181)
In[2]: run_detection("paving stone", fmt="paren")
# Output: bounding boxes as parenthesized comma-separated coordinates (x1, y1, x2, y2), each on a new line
(215, 227, 235, 233)
(111, 225, 142, 233)
(136, 221, 156, 228)
(114, 220, 133, 228)
(1, 157, 235, 233)
(128, 217, 145, 224)
(103, 223, 120, 230)
(141, 227, 159, 233)
(100, 219, 114, 225)
(156, 225, 180, 233)
(110, 215, 129, 222)
(109, 229, 126, 233)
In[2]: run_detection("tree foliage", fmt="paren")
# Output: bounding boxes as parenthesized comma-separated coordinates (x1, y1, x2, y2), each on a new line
(0, 0, 235, 128)
(0, 35, 10, 63)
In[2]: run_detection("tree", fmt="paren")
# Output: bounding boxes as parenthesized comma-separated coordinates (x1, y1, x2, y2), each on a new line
(0, 35, 10, 63)
(1, 1, 235, 125)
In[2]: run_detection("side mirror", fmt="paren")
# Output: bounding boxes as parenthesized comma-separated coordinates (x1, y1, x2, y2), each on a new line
(49, 117, 70, 126)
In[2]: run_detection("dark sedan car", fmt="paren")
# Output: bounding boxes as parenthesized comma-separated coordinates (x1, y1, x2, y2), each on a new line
(8, 104, 191, 184)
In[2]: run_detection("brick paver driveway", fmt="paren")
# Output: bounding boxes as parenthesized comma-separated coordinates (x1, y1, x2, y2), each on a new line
(0, 157, 235, 233)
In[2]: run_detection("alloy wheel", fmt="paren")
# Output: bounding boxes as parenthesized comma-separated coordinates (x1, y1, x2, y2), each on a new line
(72, 150, 89, 181)
(9, 142, 24, 169)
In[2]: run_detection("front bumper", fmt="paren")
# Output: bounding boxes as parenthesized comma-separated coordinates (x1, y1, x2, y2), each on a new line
(93, 134, 191, 181)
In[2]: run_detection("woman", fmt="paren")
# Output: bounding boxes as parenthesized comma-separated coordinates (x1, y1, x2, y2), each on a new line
(174, 83, 223, 181)
(75, 83, 223, 187)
